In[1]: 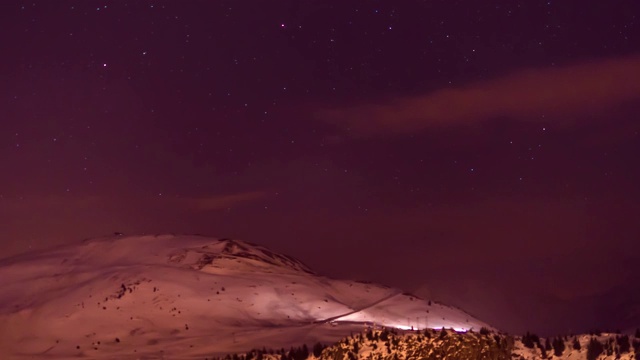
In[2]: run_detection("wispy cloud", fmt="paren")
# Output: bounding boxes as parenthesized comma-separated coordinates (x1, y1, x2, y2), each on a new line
(318, 55, 640, 135)
(0, 190, 269, 212)
(183, 191, 269, 211)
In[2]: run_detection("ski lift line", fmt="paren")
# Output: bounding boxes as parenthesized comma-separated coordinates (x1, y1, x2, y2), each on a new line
(314, 291, 403, 324)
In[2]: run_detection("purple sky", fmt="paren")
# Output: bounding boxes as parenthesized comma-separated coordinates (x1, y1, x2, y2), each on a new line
(1, 0, 639, 335)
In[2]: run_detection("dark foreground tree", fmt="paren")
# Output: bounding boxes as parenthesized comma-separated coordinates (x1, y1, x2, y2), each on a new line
(605, 337, 614, 356)
(312, 342, 325, 358)
(572, 337, 581, 350)
(552, 337, 566, 357)
(522, 332, 539, 349)
(617, 335, 631, 354)
(539, 344, 548, 359)
(587, 338, 604, 360)
(544, 337, 552, 351)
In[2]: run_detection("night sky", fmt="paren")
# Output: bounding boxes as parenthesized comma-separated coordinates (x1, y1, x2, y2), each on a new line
(1, 1, 640, 335)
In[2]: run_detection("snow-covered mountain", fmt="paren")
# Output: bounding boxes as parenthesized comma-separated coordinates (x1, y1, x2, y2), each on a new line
(0, 234, 490, 359)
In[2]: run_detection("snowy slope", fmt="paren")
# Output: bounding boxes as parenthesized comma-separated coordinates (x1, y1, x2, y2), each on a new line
(0, 234, 490, 359)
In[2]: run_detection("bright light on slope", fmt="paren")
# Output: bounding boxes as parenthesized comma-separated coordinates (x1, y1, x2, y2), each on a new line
(392, 325, 414, 331)
(363, 322, 468, 332)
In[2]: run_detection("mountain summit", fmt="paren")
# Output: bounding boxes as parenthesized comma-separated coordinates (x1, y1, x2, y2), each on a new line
(0, 234, 490, 359)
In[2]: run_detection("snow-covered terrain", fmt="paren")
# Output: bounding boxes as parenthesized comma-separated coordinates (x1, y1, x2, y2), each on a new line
(215, 329, 640, 360)
(512, 333, 640, 360)
(0, 234, 490, 359)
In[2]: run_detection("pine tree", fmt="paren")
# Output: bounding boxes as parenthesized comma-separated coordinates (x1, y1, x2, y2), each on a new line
(522, 332, 536, 349)
(312, 342, 324, 358)
(291, 345, 307, 360)
(532, 333, 541, 346)
(587, 338, 604, 360)
(617, 335, 631, 354)
(494, 334, 501, 346)
(606, 337, 614, 356)
(572, 337, 581, 350)
(540, 345, 548, 359)
(552, 337, 566, 357)
(545, 337, 552, 351)
(366, 329, 373, 341)
(380, 328, 390, 341)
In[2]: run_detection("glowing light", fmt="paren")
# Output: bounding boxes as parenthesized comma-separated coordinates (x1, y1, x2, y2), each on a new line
(393, 325, 413, 330)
